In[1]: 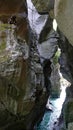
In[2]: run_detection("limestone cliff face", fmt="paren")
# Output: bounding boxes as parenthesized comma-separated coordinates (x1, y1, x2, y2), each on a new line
(0, 0, 29, 116)
(57, 30, 73, 129)
(54, 2, 73, 127)
(0, 23, 30, 114)
(54, 0, 73, 46)
(0, 1, 32, 129)
(0, 0, 51, 130)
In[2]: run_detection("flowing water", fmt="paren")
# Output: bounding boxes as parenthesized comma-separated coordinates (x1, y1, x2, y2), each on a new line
(37, 72, 71, 130)
(37, 86, 66, 130)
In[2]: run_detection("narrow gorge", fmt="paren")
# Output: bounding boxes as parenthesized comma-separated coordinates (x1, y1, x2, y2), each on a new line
(0, 0, 73, 130)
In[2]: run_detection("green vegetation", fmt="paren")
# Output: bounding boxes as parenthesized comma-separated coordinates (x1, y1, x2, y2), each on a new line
(53, 48, 61, 65)
(0, 23, 10, 31)
(0, 40, 9, 63)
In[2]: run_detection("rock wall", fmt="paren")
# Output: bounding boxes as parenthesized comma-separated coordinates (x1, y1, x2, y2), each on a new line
(0, 0, 28, 42)
(54, 0, 73, 128)
(54, 0, 73, 46)
(31, 0, 73, 129)
(1, 0, 73, 130)
(56, 30, 73, 129)
(0, 0, 53, 130)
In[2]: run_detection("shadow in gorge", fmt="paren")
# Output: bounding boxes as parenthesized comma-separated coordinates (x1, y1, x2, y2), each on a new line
(43, 59, 52, 96)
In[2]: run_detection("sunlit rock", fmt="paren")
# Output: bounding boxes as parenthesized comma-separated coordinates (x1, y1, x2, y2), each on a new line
(38, 31, 58, 60)
(54, 0, 73, 45)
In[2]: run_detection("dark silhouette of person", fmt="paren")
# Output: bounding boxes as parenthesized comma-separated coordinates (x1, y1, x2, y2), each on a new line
(9, 15, 17, 25)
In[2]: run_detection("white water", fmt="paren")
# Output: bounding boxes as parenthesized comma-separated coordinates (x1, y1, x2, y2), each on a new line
(37, 72, 71, 130)
(46, 86, 66, 130)
(37, 87, 66, 130)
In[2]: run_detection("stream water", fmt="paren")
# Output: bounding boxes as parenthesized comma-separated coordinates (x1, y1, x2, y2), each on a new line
(37, 84, 66, 130)
(36, 69, 71, 130)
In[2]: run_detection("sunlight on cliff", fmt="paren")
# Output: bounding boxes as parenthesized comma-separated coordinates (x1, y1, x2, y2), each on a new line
(53, 19, 57, 31)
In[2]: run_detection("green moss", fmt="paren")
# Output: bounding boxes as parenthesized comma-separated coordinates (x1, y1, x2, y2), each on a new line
(0, 40, 8, 62)
(0, 23, 10, 31)
(53, 48, 61, 65)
